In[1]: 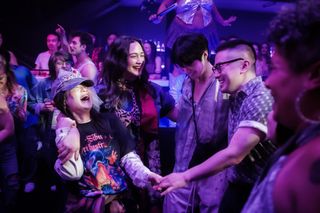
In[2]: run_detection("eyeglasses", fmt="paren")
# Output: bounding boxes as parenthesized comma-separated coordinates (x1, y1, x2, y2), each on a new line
(213, 58, 244, 74)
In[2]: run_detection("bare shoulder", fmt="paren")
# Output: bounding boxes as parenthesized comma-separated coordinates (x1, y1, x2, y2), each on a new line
(274, 135, 320, 212)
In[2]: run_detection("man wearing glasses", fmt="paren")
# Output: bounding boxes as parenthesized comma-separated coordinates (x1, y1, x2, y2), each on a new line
(158, 39, 274, 213)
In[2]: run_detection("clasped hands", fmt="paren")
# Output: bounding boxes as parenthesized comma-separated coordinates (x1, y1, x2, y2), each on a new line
(151, 171, 189, 196)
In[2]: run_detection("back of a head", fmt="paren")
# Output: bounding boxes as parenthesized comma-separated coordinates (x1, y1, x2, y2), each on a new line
(268, 0, 320, 74)
(171, 33, 208, 67)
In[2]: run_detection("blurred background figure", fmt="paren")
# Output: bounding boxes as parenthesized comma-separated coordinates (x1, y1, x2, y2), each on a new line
(0, 48, 26, 213)
(143, 40, 163, 80)
(254, 42, 271, 81)
(0, 32, 18, 66)
(34, 32, 61, 70)
(104, 32, 119, 53)
(149, 0, 237, 74)
(28, 50, 75, 212)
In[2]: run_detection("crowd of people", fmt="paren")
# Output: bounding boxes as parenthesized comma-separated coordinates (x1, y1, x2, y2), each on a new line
(0, 0, 319, 212)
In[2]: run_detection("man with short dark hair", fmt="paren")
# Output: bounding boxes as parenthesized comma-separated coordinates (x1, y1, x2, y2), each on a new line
(69, 32, 97, 84)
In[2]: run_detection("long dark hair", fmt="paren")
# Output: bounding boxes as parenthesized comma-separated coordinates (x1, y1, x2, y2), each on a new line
(102, 36, 152, 97)
(143, 40, 157, 63)
(0, 48, 17, 95)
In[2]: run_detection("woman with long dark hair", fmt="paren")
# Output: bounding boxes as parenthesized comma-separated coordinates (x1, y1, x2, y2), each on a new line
(143, 40, 163, 80)
(100, 36, 176, 212)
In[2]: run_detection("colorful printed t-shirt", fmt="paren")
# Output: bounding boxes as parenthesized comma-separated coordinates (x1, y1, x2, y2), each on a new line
(76, 113, 135, 196)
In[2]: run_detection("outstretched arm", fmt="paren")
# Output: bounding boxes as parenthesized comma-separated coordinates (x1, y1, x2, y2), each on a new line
(158, 127, 263, 195)
(149, 0, 176, 24)
(212, 4, 237, 27)
(121, 151, 162, 188)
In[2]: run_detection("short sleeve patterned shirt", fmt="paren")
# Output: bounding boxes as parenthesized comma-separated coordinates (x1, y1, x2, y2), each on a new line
(228, 76, 273, 184)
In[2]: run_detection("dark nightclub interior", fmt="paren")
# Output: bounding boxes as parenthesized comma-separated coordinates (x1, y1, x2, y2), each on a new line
(4, 1, 319, 213)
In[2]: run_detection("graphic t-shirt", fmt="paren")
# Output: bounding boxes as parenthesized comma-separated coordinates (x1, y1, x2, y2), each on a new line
(76, 112, 135, 196)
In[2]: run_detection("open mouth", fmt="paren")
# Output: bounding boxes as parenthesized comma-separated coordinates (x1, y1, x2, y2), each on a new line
(80, 95, 90, 102)
(133, 66, 141, 71)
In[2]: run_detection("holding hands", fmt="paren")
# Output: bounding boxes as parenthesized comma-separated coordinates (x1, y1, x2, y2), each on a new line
(153, 171, 189, 195)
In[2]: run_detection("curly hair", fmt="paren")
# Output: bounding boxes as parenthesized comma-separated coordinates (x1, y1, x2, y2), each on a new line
(267, 0, 320, 73)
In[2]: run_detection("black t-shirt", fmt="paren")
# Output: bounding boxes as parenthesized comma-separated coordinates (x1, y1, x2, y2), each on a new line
(76, 112, 135, 196)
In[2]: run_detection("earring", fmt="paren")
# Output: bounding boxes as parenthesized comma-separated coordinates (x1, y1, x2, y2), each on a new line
(295, 88, 320, 124)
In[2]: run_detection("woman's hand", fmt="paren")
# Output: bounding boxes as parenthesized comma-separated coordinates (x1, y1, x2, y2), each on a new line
(155, 172, 189, 196)
(149, 14, 163, 24)
(222, 16, 237, 27)
(148, 172, 163, 187)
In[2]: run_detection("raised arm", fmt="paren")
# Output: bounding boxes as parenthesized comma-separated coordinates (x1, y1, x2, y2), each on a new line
(158, 127, 264, 195)
(55, 24, 69, 52)
(212, 4, 237, 27)
(149, 0, 176, 24)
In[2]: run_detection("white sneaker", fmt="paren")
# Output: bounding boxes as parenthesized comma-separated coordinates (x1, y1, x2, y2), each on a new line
(24, 182, 35, 193)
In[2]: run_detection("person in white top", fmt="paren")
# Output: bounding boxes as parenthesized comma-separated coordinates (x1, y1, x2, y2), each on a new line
(68, 31, 97, 84)
(34, 32, 61, 70)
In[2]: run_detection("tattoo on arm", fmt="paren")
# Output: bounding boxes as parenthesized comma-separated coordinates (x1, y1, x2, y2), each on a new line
(310, 159, 320, 184)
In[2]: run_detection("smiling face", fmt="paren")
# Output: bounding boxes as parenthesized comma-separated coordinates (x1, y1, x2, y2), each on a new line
(214, 49, 246, 94)
(264, 48, 305, 130)
(69, 36, 85, 56)
(126, 41, 145, 78)
(65, 84, 92, 115)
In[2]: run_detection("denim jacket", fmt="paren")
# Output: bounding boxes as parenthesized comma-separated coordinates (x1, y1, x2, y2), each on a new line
(28, 77, 55, 140)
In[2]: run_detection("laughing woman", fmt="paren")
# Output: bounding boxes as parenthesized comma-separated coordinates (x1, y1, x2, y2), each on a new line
(99, 36, 176, 212)
(53, 71, 161, 212)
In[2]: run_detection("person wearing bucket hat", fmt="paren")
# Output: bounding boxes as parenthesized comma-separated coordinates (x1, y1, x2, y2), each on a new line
(52, 71, 162, 213)
(28, 50, 76, 199)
